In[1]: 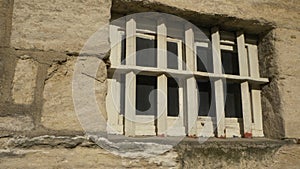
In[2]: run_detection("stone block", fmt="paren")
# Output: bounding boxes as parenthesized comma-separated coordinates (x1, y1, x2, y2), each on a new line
(12, 56, 38, 105)
(41, 58, 83, 131)
(275, 28, 300, 139)
(11, 0, 111, 52)
(0, 116, 34, 131)
(41, 57, 108, 132)
(0, 0, 13, 47)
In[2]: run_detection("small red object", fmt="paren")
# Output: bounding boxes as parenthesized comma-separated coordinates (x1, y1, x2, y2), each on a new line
(244, 132, 252, 138)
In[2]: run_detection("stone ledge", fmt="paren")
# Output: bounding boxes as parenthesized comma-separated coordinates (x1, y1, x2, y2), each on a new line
(1, 134, 290, 150)
(0, 135, 296, 168)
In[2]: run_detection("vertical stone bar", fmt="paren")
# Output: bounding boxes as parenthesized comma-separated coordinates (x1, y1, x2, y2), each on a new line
(251, 88, 264, 137)
(248, 44, 259, 78)
(213, 79, 226, 138)
(185, 24, 198, 136)
(211, 27, 226, 137)
(178, 42, 183, 71)
(109, 25, 121, 66)
(237, 31, 252, 138)
(177, 78, 186, 135)
(124, 17, 136, 136)
(237, 32, 249, 76)
(240, 82, 252, 138)
(186, 77, 198, 136)
(125, 72, 136, 136)
(185, 24, 195, 71)
(157, 18, 167, 69)
(126, 17, 136, 66)
(157, 19, 168, 136)
(211, 27, 222, 75)
(157, 74, 167, 136)
(248, 44, 263, 137)
(106, 75, 120, 133)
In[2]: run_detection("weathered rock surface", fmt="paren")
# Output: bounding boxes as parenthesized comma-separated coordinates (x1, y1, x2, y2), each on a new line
(113, 0, 299, 30)
(274, 28, 300, 139)
(0, 116, 34, 131)
(41, 58, 83, 131)
(271, 144, 300, 169)
(0, 136, 299, 169)
(0, 136, 179, 169)
(0, 0, 13, 47)
(12, 56, 38, 105)
(10, 0, 111, 52)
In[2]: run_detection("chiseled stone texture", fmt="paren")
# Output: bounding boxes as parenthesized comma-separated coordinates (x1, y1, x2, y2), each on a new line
(1, 136, 299, 169)
(41, 57, 83, 131)
(275, 28, 300, 138)
(0, 56, 4, 99)
(12, 55, 38, 105)
(0, 0, 13, 47)
(41, 57, 108, 132)
(0, 136, 179, 169)
(146, 0, 300, 30)
(272, 144, 300, 169)
(0, 116, 34, 131)
(10, 0, 111, 52)
(95, 60, 108, 121)
(0, 147, 167, 169)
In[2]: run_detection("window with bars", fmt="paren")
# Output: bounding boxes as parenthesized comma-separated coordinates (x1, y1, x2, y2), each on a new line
(106, 16, 268, 138)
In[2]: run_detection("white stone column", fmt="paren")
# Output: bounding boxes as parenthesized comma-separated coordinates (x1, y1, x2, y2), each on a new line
(185, 24, 195, 71)
(157, 74, 167, 135)
(248, 44, 264, 137)
(177, 78, 187, 135)
(126, 17, 136, 66)
(157, 19, 168, 136)
(124, 72, 136, 136)
(185, 24, 198, 136)
(106, 74, 123, 134)
(237, 31, 252, 138)
(124, 17, 136, 136)
(109, 25, 121, 66)
(186, 77, 198, 136)
(157, 18, 167, 69)
(211, 27, 226, 138)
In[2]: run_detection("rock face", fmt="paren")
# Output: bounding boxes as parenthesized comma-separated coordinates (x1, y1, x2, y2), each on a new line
(0, 0, 300, 168)
(12, 56, 38, 105)
(274, 28, 300, 138)
(10, 0, 111, 52)
(0, 116, 34, 131)
(0, 0, 13, 47)
(0, 136, 298, 169)
(41, 57, 83, 132)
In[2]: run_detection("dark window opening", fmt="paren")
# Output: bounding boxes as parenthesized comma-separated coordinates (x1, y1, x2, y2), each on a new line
(167, 41, 178, 69)
(167, 77, 179, 116)
(197, 80, 211, 116)
(225, 83, 242, 118)
(221, 49, 239, 75)
(196, 46, 212, 72)
(136, 75, 157, 116)
(136, 37, 157, 67)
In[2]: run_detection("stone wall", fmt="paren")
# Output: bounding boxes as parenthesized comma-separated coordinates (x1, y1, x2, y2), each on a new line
(0, 0, 300, 168)
(0, 0, 13, 48)
(0, 0, 111, 136)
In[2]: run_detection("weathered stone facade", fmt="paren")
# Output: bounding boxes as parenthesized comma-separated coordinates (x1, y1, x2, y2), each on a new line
(0, 0, 299, 168)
